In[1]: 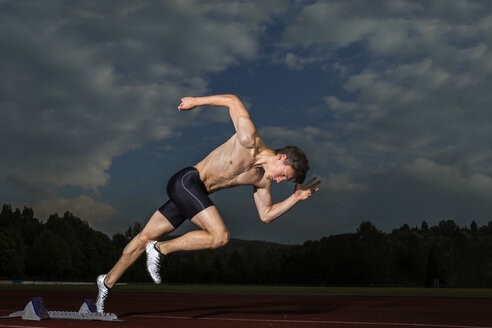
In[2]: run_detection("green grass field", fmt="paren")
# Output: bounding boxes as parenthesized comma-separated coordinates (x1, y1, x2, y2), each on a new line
(1, 283, 492, 298)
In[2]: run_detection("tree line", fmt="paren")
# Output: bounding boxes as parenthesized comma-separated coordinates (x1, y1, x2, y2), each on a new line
(1, 203, 492, 287)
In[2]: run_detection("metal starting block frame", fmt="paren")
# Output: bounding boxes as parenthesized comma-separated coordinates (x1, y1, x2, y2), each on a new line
(7, 297, 122, 322)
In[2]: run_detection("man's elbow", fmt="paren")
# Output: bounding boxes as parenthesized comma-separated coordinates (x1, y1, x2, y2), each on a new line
(224, 94, 240, 105)
(259, 214, 272, 224)
(227, 94, 240, 101)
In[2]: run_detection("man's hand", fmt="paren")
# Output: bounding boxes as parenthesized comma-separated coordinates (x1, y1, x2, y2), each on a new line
(178, 97, 196, 111)
(294, 177, 321, 201)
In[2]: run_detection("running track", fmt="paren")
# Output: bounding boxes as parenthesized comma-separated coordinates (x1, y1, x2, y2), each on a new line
(1, 289, 491, 327)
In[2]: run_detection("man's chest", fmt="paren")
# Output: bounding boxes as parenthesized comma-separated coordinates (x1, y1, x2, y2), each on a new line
(233, 166, 264, 186)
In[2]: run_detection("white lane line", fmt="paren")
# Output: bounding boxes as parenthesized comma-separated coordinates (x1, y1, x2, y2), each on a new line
(0, 325, 48, 328)
(133, 314, 492, 328)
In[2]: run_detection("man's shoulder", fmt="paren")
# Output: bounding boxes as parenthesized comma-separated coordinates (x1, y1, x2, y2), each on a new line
(228, 135, 271, 162)
(252, 168, 271, 189)
(254, 136, 267, 150)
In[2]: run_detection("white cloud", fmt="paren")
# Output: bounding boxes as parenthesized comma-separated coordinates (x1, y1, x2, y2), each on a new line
(324, 174, 367, 193)
(284, 53, 303, 71)
(324, 96, 356, 115)
(281, 0, 487, 55)
(4, 174, 116, 229)
(33, 194, 117, 229)
(259, 126, 364, 174)
(403, 158, 492, 200)
(282, 2, 371, 49)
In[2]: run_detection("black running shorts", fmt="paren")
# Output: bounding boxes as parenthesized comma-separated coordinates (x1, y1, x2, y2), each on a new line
(158, 167, 214, 228)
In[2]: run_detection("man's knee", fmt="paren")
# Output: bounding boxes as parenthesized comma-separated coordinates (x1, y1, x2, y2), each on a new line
(137, 232, 157, 246)
(211, 230, 230, 248)
(122, 233, 154, 256)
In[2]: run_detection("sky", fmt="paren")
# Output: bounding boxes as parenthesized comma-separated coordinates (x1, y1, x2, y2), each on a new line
(2, 0, 492, 244)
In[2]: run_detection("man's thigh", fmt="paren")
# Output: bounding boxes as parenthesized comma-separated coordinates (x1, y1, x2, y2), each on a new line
(141, 210, 175, 240)
(191, 206, 229, 235)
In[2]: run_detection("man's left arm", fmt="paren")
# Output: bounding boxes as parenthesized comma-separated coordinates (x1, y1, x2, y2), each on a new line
(178, 94, 257, 148)
(253, 178, 321, 224)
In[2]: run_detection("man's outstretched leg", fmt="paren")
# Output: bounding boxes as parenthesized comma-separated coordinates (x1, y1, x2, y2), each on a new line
(146, 205, 230, 283)
(96, 211, 175, 313)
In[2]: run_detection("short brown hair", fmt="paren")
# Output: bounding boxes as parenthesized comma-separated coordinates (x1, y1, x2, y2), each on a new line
(275, 146, 309, 184)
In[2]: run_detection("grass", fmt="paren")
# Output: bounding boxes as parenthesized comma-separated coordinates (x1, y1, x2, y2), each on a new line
(1, 283, 492, 298)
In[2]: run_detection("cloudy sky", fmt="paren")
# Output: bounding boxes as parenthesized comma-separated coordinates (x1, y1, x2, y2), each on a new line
(2, 0, 492, 244)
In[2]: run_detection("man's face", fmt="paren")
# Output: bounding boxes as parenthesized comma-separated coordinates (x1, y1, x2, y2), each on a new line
(267, 154, 295, 183)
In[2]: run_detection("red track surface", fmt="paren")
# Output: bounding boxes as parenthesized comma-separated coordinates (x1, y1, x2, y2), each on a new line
(1, 289, 492, 328)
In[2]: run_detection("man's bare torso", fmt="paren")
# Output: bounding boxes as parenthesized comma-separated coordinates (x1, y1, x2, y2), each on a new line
(194, 134, 269, 193)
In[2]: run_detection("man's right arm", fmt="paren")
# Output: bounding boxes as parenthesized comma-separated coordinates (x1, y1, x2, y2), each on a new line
(253, 183, 300, 224)
(253, 177, 321, 224)
(178, 95, 257, 148)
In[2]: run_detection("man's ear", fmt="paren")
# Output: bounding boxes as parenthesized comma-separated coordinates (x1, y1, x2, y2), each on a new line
(277, 154, 287, 162)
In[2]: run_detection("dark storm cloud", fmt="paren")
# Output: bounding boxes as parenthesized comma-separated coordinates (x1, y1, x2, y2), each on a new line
(0, 0, 288, 228)
(275, 0, 492, 233)
(0, 0, 288, 189)
(3, 0, 492, 241)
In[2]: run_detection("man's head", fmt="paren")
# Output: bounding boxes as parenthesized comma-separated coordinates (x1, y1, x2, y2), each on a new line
(272, 146, 309, 184)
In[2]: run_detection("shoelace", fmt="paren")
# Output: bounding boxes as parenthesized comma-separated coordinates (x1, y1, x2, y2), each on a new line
(153, 244, 163, 268)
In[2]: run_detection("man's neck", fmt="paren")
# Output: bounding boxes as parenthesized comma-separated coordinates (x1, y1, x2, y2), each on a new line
(254, 148, 275, 169)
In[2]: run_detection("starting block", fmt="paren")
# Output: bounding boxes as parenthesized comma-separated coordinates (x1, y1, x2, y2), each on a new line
(8, 297, 49, 320)
(7, 297, 122, 322)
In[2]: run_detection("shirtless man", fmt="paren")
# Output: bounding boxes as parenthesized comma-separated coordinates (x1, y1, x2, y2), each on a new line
(96, 94, 321, 312)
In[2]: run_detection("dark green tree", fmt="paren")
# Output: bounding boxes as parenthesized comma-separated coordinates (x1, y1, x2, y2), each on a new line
(0, 227, 25, 278)
(28, 230, 72, 280)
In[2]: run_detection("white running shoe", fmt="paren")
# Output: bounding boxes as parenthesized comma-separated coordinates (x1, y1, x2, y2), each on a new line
(96, 274, 111, 313)
(146, 241, 163, 284)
